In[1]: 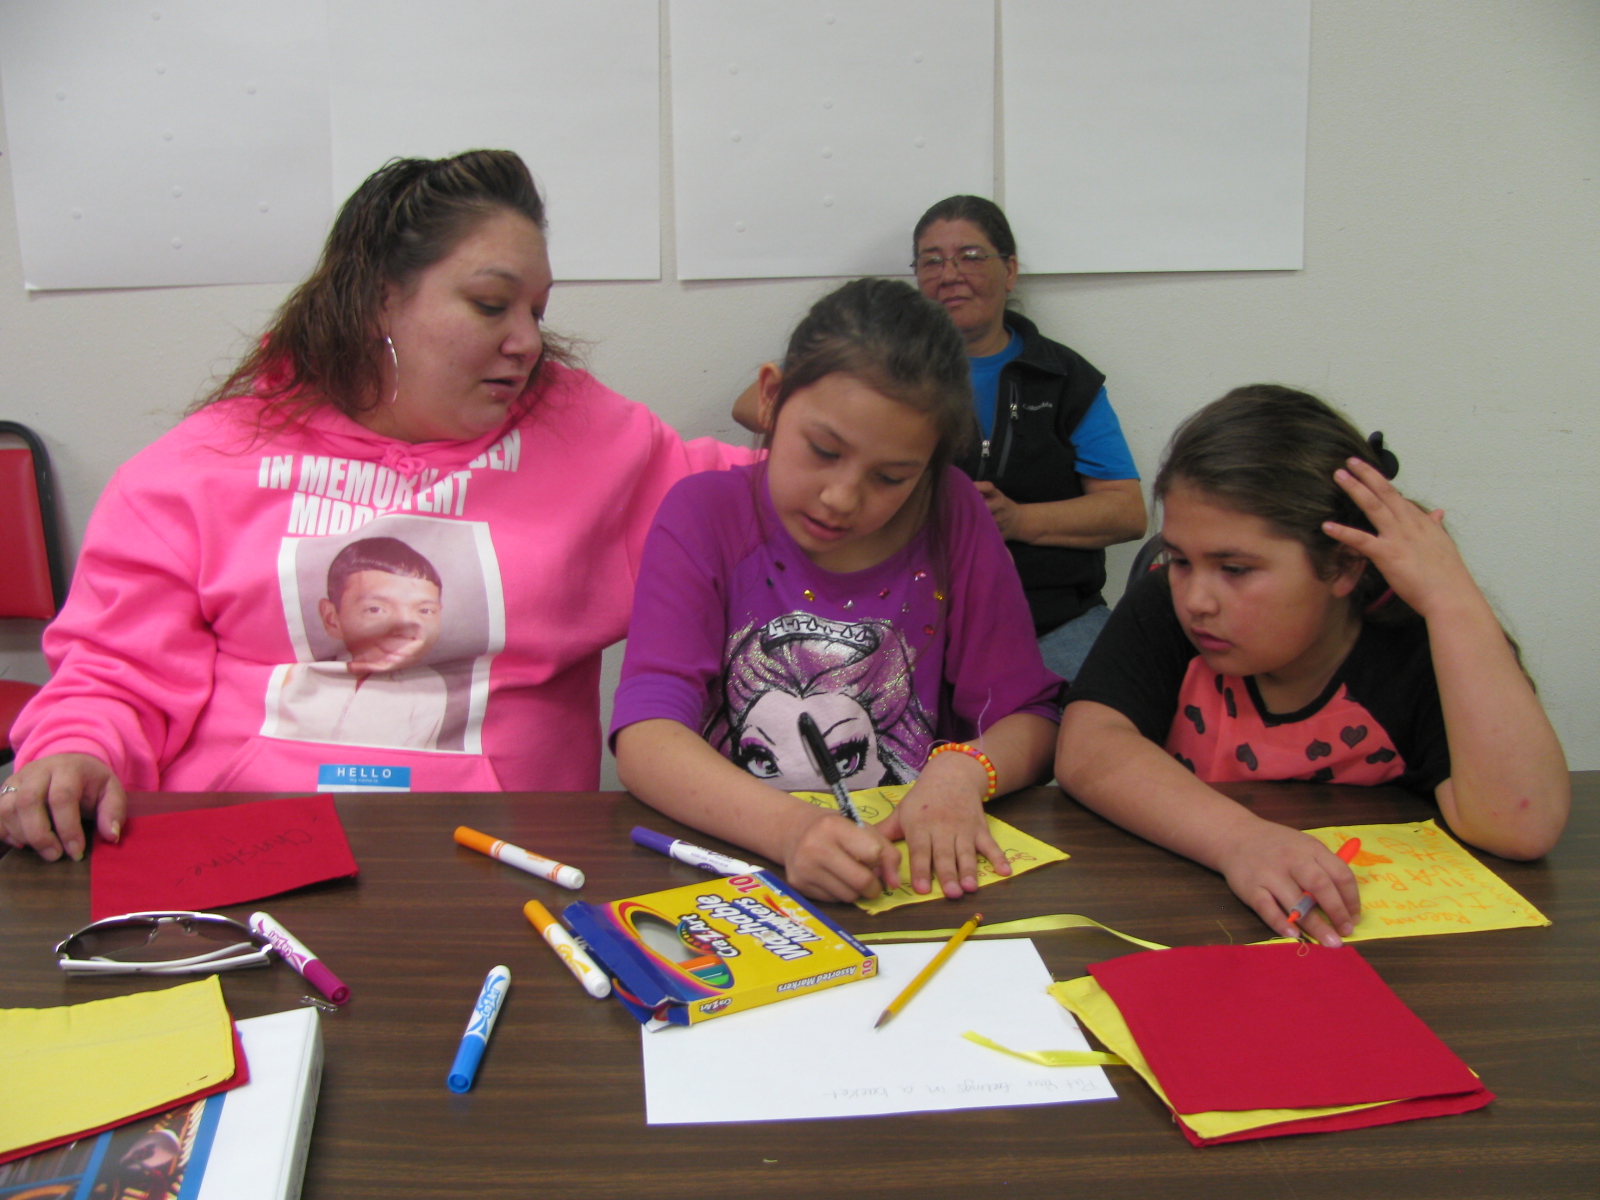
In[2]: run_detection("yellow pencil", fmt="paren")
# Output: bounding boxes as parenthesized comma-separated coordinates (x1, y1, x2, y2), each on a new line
(873, 912, 983, 1029)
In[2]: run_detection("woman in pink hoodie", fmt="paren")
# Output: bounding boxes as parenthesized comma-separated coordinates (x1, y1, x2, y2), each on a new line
(0, 150, 749, 861)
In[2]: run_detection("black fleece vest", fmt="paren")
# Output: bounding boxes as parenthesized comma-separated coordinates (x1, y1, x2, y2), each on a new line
(953, 312, 1108, 634)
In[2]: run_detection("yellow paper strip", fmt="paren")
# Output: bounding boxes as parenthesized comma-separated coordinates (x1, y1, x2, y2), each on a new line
(0, 975, 236, 1155)
(962, 1030, 1126, 1067)
(1047, 976, 1393, 1138)
(1297, 820, 1550, 940)
(858, 913, 1170, 951)
(790, 784, 1069, 914)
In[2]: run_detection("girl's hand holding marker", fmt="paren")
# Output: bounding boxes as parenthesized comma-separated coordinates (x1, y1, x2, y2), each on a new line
(777, 801, 902, 905)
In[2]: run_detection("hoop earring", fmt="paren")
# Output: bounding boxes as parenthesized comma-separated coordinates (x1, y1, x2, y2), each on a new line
(385, 335, 400, 406)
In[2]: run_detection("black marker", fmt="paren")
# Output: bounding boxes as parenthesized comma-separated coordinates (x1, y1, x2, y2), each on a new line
(797, 712, 864, 826)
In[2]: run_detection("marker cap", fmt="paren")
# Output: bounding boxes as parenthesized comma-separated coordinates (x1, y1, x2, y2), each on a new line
(447, 1039, 486, 1094)
(303, 958, 350, 1005)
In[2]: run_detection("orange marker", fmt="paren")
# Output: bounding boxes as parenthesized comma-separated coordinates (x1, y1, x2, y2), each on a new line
(1285, 838, 1361, 936)
(454, 826, 584, 889)
(524, 901, 611, 999)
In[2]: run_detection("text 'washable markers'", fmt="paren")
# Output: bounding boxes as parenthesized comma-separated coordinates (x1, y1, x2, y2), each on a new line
(1285, 838, 1363, 939)
(447, 965, 510, 1093)
(454, 826, 585, 889)
(630, 826, 760, 877)
(523, 901, 611, 999)
(248, 910, 350, 1005)
(797, 712, 864, 825)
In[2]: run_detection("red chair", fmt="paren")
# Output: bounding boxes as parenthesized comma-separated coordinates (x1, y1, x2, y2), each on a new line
(0, 421, 67, 766)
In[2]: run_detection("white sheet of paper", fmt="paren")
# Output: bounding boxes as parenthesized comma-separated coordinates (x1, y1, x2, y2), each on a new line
(670, 0, 993, 281)
(642, 939, 1116, 1124)
(328, 0, 659, 281)
(0, 0, 332, 291)
(1002, 0, 1310, 273)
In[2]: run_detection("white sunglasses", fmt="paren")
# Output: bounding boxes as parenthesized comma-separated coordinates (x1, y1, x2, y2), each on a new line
(56, 910, 274, 975)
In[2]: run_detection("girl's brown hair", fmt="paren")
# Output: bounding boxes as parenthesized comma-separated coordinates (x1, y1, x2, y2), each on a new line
(197, 149, 573, 428)
(1154, 384, 1414, 623)
(765, 277, 977, 526)
(761, 278, 977, 606)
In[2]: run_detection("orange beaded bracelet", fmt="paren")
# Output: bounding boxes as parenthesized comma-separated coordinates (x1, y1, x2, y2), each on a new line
(927, 742, 998, 800)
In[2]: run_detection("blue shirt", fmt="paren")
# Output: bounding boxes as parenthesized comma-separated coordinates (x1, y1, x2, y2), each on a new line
(968, 331, 1025, 441)
(968, 327, 1139, 480)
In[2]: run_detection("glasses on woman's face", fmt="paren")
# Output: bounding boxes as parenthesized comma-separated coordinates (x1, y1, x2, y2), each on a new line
(912, 249, 1009, 277)
(55, 911, 273, 975)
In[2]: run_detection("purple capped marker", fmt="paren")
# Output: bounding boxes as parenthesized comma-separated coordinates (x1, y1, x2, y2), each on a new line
(630, 827, 761, 877)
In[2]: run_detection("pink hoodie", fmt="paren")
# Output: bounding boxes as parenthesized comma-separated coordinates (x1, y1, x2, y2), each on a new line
(13, 364, 750, 793)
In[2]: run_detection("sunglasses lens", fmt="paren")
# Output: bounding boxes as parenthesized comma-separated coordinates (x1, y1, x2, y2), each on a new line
(67, 916, 255, 963)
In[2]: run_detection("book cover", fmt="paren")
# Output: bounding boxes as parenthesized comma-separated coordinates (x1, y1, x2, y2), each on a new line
(564, 871, 876, 1027)
(0, 1008, 322, 1200)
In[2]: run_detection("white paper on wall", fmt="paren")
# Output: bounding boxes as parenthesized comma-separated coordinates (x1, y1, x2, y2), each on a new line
(671, 0, 994, 281)
(328, 0, 659, 282)
(0, 0, 332, 291)
(1002, 0, 1310, 274)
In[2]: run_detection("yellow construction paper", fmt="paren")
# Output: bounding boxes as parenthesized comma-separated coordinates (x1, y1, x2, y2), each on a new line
(790, 784, 1068, 914)
(0, 975, 236, 1156)
(1295, 820, 1550, 940)
(1048, 976, 1393, 1138)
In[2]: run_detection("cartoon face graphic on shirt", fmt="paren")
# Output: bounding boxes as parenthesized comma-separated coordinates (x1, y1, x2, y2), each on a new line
(317, 537, 444, 674)
(734, 688, 881, 791)
(714, 613, 930, 792)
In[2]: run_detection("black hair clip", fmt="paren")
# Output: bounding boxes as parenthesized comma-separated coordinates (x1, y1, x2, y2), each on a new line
(1367, 431, 1400, 480)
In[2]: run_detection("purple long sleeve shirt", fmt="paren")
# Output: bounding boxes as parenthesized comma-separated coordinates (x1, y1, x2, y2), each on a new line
(611, 463, 1063, 793)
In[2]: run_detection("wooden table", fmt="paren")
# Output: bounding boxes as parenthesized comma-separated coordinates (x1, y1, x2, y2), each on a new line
(2, 777, 1596, 1200)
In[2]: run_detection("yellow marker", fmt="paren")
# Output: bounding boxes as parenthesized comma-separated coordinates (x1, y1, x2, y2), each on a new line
(874, 912, 982, 1029)
(523, 901, 611, 999)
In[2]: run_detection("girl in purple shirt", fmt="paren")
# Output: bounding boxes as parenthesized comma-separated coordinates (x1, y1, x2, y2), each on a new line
(612, 279, 1062, 905)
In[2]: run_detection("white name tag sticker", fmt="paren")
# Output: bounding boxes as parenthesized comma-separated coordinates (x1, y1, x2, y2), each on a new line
(317, 764, 412, 792)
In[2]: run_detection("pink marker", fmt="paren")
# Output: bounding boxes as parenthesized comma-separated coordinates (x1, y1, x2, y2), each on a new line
(249, 911, 350, 1005)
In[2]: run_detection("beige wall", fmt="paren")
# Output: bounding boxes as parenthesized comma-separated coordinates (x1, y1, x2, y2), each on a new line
(2, 1, 1595, 783)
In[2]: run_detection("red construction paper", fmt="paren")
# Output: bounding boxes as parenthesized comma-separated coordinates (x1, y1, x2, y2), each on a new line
(1088, 944, 1484, 1113)
(91, 795, 358, 920)
(0, 1024, 249, 1165)
(1176, 1087, 1493, 1146)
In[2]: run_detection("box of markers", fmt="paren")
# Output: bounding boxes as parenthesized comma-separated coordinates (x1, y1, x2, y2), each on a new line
(562, 871, 877, 1027)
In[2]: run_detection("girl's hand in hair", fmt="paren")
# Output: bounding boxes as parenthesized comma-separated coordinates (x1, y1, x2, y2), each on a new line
(1323, 457, 1475, 620)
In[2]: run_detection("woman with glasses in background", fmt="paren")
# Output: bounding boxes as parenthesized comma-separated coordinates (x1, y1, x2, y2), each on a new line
(736, 196, 1145, 682)
(910, 196, 1145, 682)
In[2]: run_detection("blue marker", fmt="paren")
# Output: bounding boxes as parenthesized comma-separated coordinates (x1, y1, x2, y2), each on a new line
(447, 965, 510, 1093)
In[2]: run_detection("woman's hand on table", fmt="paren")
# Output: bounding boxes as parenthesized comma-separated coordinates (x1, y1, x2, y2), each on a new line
(0, 753, 126, 862)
